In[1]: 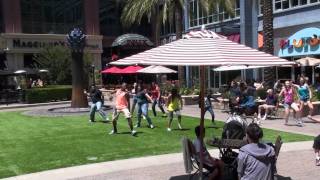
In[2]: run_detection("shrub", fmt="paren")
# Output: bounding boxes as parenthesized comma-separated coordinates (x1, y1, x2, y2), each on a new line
(24, 86, 72, 103)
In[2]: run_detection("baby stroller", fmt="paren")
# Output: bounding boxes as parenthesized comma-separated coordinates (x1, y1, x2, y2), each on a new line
(218, 114, 248, 180)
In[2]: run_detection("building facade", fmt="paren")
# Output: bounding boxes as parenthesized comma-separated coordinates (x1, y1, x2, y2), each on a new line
(182, 0, 320, 88)
(0, 0, 153, 73)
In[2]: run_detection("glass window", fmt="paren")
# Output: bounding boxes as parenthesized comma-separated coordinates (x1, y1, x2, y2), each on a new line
(310, 0, 319, 3)
(21, 0, 84, 34)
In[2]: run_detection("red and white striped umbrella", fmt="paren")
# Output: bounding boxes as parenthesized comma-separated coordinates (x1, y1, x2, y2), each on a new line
(111, 30, 294, 67)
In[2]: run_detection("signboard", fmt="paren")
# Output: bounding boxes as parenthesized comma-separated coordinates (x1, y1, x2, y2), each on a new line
(278, 27, 320, 57)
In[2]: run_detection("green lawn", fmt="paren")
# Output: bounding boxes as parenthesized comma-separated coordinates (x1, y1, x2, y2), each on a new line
(0, 111, 314, 178)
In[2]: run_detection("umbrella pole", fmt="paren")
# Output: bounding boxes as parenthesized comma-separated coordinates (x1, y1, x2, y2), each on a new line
(199, 66, 205, 180)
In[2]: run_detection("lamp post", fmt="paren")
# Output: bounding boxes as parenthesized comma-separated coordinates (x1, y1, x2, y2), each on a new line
(91, 64, 95, 86)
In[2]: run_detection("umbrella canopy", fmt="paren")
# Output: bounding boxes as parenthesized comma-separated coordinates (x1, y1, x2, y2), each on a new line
(121, 65, 143, 74)
(137, 65, 177, 74)
(296, 57, 320, 66)
(101, 66, 123, 74)
(214, 65, 266, 72)
(111, 30, 294, 66)
(111, 34, 154, 47)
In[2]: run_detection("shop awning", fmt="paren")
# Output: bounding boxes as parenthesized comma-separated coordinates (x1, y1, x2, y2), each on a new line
(111, 34, 154, 47)
(101, 66, 123, 74)
(137, 65, 177, 74)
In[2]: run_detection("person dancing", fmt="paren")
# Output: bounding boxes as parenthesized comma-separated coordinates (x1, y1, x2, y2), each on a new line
(150, 82, 166, 117)
(166, 88, 183, 131)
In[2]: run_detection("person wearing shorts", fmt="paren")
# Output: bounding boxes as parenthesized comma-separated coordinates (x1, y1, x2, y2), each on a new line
(294, 77, 314, 119)
(109, 83, 136, 136)
(257, 89, 278, 123)
(166, 88, 183, 131)
(313, 134, 320, 166)
(279, 81, 302, 126)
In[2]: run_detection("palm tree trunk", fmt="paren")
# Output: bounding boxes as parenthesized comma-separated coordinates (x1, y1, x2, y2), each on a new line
(175, 1, 185, 86)
(151, 7, 161, 46)
(262, 0, 275, 88)
(71, 52, 88, 108)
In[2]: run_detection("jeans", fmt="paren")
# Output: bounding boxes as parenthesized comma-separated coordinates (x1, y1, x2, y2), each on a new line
(90, 101, 107, 121)
(137, 103, 153, 126)
(131, 96, 138, 113)
(205, 106, 215, 121)
(152, 99, 165, 116)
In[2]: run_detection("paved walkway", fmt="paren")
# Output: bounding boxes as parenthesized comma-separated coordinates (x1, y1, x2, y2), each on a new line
(3, 141, 316, 180)
(1, 103, 319, 180)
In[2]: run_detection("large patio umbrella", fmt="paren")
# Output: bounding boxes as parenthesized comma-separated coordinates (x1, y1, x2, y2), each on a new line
(121, 65, 143, 74)
(296, 57, 320, 84)
(111, 29, 294, 176)
(213, 65, 266, 72)
(137, 65, 177, 74)
(101, 66, 123, 74)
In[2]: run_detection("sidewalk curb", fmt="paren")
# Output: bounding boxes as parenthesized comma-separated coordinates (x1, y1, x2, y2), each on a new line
(0, 101, 71, 111)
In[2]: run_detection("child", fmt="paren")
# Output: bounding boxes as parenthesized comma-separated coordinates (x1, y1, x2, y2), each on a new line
(166, 88, 183, 131)
(313, 134, 320, 166)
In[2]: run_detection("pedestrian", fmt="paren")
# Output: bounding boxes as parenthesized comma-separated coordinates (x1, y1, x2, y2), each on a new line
(278, 81, 301, 126)
(257, 89, 278, 123)
(89, 85, 109, 122)
(166, 88, 183, 131)
(204, 90, 215, 123)
(237, 123, 275, 180)
(293, 77, 313, 119)
(135, 84, 155, 129)
(131, 82, 138, 114)
(150, 82, 166, 117)
(109, 83, 136, 136)
(313, 134, 320, 166)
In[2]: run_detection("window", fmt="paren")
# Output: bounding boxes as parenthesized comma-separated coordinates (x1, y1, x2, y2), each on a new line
(189, 0, 240, 28)
(21, 0, 84, 34)
(273, 0, 320, 12)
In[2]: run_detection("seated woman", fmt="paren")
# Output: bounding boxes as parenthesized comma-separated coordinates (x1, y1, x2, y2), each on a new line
(238, 82, 256, 116)
(193, 125, 224, 180)
(257, 89, 278, 122)
(237, 123, 275, 180)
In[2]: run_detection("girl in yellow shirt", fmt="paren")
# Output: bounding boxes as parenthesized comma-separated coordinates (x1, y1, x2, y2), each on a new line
(166, 88, 183, 131)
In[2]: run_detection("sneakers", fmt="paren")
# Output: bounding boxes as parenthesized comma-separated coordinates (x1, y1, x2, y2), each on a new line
(167, 128, 172, 132)
(316, 157, 320, 166)
(109, 130, 117, 135)
(89, 119, 95, 123)
(105, 117, 110, 121)
(149, 124, 155, 129)
(134, 124, 140, 128)
(131, 130, 137, 136)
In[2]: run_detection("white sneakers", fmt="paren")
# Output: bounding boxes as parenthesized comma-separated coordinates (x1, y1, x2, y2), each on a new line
(150, 124, 155, 129)
(131, 130, 137, 136)
(167, 128, 172, 132)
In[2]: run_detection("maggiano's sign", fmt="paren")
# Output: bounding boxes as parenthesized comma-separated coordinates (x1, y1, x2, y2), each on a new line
(13, 39, 66, 48)
(278, 27, 320, 57)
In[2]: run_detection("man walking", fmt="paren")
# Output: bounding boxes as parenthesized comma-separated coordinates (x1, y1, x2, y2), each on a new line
(89, 85, 109, 122)
(109, 83, 136, 136)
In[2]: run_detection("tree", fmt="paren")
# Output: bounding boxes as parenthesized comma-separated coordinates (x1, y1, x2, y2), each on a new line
(262, 0, 275, 88)
(67, 28, 88, 108)
(121, 0, 235, 85)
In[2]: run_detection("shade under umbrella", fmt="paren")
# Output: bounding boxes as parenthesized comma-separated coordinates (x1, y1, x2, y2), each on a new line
(137, 65, 177, 74)
(296, 57, 320, 66)
(101, 66, 123, 74)
(214, 65, 266, 72)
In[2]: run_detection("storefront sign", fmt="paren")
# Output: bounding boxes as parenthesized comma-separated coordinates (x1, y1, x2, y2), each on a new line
(13, 39, 66, 48)
(278, 27, 320, 57)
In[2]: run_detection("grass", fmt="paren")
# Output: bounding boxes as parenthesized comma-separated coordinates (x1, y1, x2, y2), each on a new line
(0, 111, 314, 178)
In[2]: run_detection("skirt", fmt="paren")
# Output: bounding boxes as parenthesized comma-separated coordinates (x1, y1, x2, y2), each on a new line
(313, 135, 320, 149)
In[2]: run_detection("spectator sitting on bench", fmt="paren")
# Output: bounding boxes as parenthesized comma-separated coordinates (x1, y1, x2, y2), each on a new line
(237, 123, 275, 180)
(193, 125, 224, 180)
(257, 89, 278, 123)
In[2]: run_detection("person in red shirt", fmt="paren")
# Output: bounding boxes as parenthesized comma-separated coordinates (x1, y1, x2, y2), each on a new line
(109, 83, 136, 136)
(150, 82, 166, 117)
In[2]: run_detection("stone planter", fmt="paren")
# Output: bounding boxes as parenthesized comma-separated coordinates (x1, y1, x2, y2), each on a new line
(181, 95, 199, 105)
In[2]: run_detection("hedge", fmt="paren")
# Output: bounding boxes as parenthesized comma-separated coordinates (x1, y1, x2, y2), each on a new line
(24, 86, 72, 104)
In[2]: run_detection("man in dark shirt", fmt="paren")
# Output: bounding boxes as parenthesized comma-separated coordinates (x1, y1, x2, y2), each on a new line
(89, 85, 109, 122)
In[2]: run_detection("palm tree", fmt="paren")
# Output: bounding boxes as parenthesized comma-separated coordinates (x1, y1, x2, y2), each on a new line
(262, 0, 275, 88)
(121, 0, 235, 85)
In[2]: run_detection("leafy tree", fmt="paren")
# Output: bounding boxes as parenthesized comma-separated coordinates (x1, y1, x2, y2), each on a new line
(121, 0, 235, 85)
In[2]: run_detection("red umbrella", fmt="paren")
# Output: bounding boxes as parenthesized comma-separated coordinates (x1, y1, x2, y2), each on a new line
(101, 66, 123, 74)
(120, 65, 143, 74)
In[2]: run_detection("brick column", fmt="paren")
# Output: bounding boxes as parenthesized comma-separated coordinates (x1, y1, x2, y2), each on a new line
(2, 0, 22, 33)
(84, 0, 100, 35)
